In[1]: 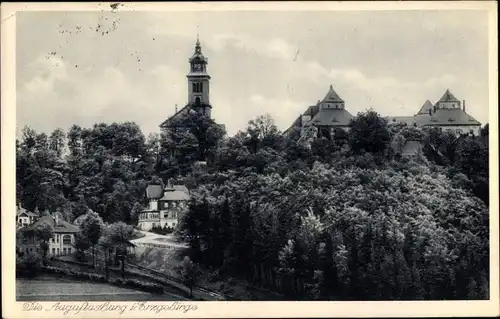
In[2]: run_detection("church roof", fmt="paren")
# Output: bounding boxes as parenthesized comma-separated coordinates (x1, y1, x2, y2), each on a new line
(437, 89, 460, 103)
(322, 85, 344, 103)
(309, 108, 353, 127)
(416, 100, 434, 115)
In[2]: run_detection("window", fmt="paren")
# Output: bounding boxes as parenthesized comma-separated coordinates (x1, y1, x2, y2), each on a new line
(195, 97, 201, 105)
(56, 234, 59, 243)
(63, 248, 67, 255)
(68, 248, 72, 254)
(30, 248, 33, 252)
(57, 248, 60, 254)
(63, 235, 71, 245)
(193, 82, 203, 93)
(23, 237, 28, 244)
(52, 248, 55, 255)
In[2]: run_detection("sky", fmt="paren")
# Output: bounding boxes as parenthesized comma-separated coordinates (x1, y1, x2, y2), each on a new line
(16, 8, 491, 137)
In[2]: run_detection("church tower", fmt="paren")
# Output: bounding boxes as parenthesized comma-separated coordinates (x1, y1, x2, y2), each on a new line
(187, 35, 212, 117)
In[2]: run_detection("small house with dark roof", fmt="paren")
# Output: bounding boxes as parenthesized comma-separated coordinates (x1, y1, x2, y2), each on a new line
(16, 204, 38, 228)
(17, 211, 80, 257)
(137, 179, 190, 231)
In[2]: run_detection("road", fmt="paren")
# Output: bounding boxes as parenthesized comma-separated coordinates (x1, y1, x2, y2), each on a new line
(130, 230, 189, 249)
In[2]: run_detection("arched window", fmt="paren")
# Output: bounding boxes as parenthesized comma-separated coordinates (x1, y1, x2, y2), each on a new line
(62, 235, 71, 245)
(195, 97, 201, 105)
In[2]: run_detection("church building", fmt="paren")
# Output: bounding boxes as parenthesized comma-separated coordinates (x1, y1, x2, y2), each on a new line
(159, 35, 213, 131)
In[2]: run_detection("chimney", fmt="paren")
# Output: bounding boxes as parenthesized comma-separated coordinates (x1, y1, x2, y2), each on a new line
(463, 100, 465, 112)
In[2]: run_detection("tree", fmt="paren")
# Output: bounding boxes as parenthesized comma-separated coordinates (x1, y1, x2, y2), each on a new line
(33, 223, 54, 264)
(106, 222, 135, 278)
(77, 210, 104, 268)
(98, 225, 115, 280)
(348, 110, 391, 154)
(177, 256, 201, 298)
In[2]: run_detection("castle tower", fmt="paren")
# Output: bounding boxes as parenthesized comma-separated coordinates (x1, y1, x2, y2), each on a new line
(187, 34, 212, 117)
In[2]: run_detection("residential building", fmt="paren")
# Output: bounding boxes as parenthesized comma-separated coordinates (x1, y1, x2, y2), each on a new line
(17, 211, 80, 257)
(137, 180, 190, 231)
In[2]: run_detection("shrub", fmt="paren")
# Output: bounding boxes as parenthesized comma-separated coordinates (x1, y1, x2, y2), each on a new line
(16, 252, 43, 278)
(41, 266, 107, 283)
(110, 277, 164, 294)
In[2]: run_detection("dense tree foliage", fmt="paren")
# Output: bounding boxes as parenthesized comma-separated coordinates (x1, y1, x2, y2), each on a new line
(16, 109, 489, 300)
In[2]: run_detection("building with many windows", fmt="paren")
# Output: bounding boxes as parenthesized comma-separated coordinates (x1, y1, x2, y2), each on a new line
(137, 180, 190, 231)
(285, 87, 482, 139)
(17, 211, 80, 257)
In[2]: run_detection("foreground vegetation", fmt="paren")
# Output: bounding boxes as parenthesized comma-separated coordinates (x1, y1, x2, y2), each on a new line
(16, 110, 489, 300)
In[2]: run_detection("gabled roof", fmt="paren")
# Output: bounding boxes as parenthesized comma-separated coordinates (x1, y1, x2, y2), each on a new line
(416, 100, 434, 115)
(17, 206, 37, 218)
(146, 184, 164, 200)
(437, 89, 460, 103)
(160, 189, 190, 201)
(322, 85, 344, 103)
(309, 108, 353, 127)
(159, 105, 191, 128)
(25, 214, 80, 233)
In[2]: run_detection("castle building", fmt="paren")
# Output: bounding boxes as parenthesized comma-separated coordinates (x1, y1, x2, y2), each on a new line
(284, 85, 354, 139)
(386, 89, 482, 136)
(286, 87, 482, 139)
(137, 180, 190, 231)
(159, 35, 213, 131)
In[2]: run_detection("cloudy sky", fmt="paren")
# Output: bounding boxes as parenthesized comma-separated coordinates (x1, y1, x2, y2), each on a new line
(16, 7, 491, 137)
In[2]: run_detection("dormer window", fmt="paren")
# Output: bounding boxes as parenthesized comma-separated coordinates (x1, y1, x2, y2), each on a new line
(448, 118, 455, 122)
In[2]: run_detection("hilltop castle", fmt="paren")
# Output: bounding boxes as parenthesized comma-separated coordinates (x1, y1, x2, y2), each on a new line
(285, 86, 482, 139)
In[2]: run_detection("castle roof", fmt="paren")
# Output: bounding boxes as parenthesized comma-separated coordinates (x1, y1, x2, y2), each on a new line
(416, 100, 434, 115)
(309, 108, 353, 127)
(322, 85, 344, 103)
(437, 89, 460, 103)
(428, 108, 481, 126)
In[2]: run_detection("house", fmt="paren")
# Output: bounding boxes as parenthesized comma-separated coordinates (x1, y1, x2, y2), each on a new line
(137, 180, 190, 231)
(17, 211, 80, 257)
(16, 204, 38, 228)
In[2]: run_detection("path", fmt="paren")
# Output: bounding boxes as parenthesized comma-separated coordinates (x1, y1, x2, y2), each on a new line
(130, 230, 189, 249)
